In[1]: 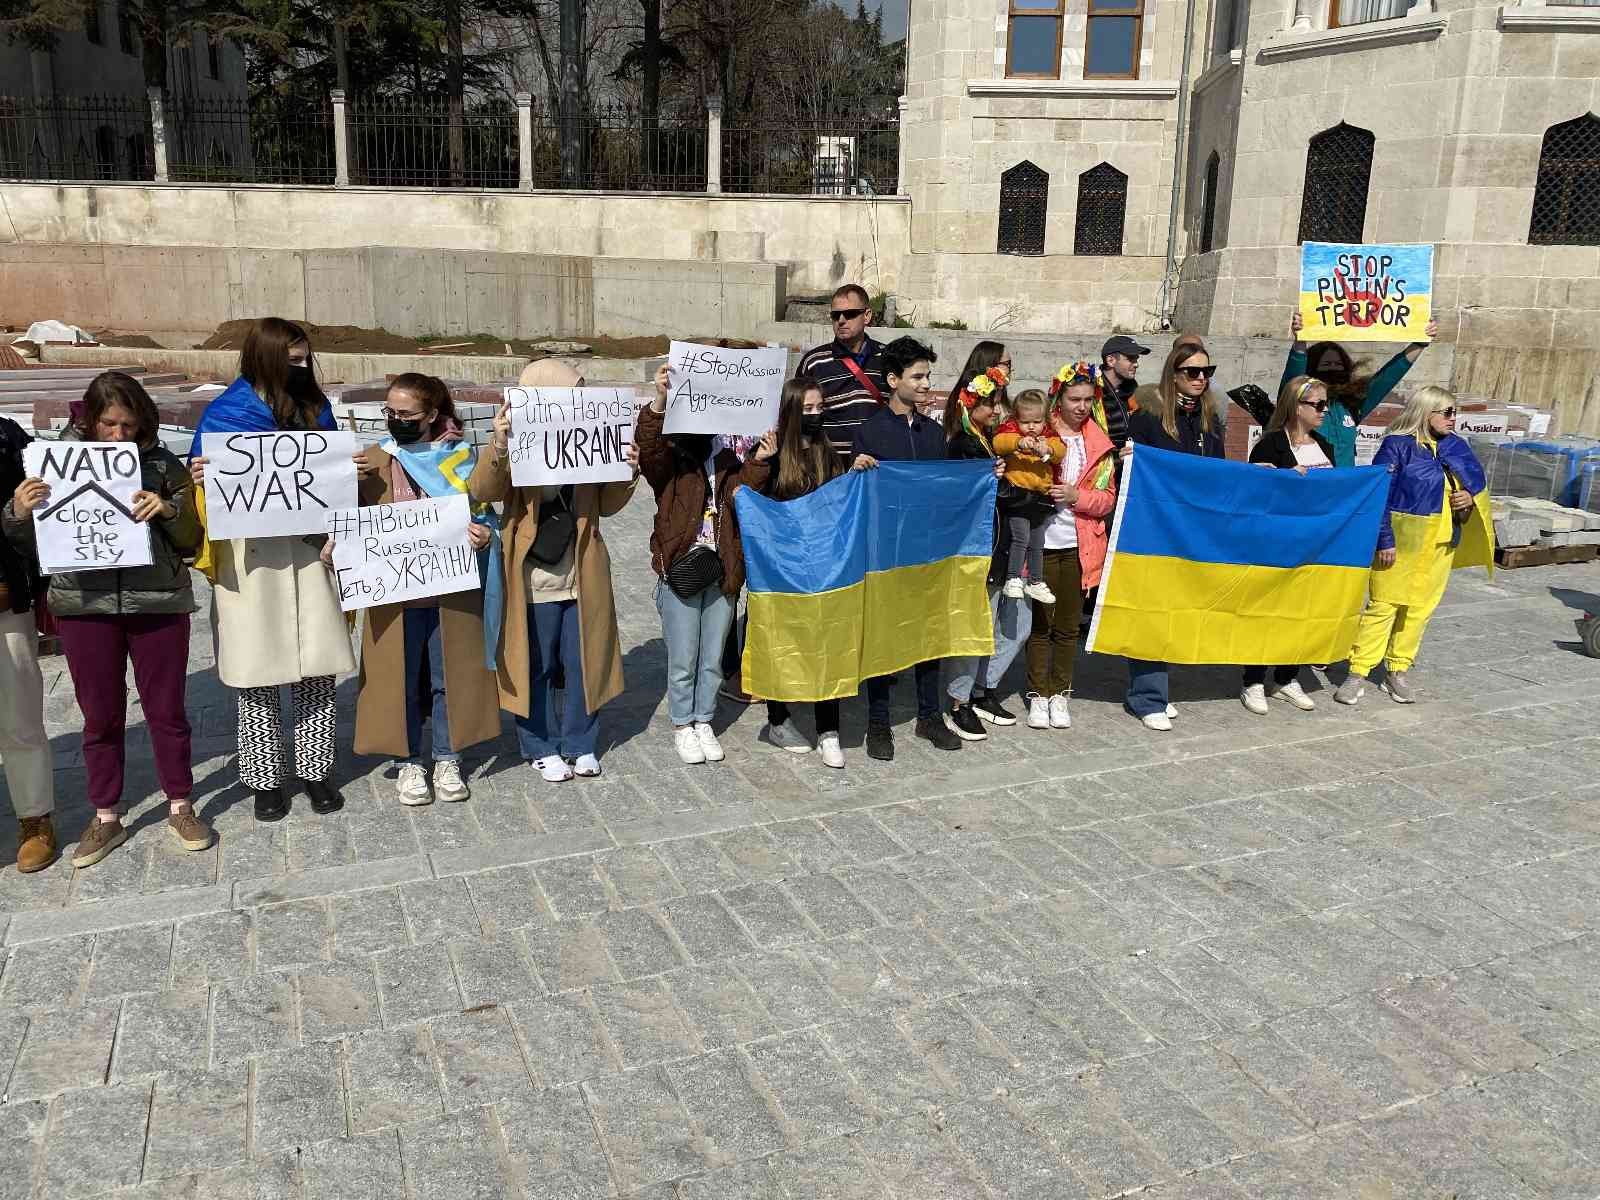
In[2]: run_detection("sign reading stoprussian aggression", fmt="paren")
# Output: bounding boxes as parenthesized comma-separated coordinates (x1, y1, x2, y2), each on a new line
(505, 386, 638, 487)
(1298, 242, 1433, 343)
(202, 430, 359, 540)
(327, 494, 480, 611)
(22, 441, 153, 574)
(663, 341, 786, 436)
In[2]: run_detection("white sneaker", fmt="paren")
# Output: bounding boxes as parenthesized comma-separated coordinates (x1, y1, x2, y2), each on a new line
(1048, 694, 1072, 728)
(761, 720, 811, 754)
(694, 722, 725, 762)
(1002, 577, 1025, 599)
(1023, 580, 1056, 604)
(1241, 683, 1269, 716)
(534, 755, 573, 783)
(1026, 693, 1050, 729)
(1271, 679, 1317, 711)
(573, 754, 602, 777)
(433, 760, 470, 802)
(1141, 712, 1173, 731)
(818, 733, 845, 769)
(674, 726, 706, 765)
(1165, 704, 1178, 719)
(396, 763, 431, 806)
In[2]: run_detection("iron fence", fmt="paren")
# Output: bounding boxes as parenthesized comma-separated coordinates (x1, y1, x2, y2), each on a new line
(348, 96, 518, 188)
(0, 95, 153, 181)
(166, 94, 335, 185)
(526, 101, 706, 191)
(722, 106, 899, 195)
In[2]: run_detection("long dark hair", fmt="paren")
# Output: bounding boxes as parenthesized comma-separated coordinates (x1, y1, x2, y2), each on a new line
(945, 340, 1008, 433)
(76, 371, 159, 449)
(240, 317, 325, 431)
(1305, 339, 1370, 409)
(772, 375, 842, 501)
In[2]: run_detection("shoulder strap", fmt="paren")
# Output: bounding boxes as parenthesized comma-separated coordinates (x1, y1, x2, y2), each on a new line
(838, 353, 884, 404)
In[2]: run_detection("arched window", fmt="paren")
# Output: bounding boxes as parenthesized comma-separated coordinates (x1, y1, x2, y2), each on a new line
(1075, 162, 1127, 256)
(1297, 122, 1374, 244)
(998, 160, 1049, 256)
(1530, 113, 1600, 247)
(1199, 151, 1220, 253)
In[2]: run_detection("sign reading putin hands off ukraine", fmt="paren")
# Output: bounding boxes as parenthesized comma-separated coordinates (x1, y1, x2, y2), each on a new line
(1298, 242, 1433, 343)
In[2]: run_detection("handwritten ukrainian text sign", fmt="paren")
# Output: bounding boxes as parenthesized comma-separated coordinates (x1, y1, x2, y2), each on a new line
(202, 430, 358, 540)
(1298, 242, 1433, 343)
(327, 494, 480, 611)
(22, 441, 152, 574)
(506, 386, 637, 487)
(663, 341, 786, 436)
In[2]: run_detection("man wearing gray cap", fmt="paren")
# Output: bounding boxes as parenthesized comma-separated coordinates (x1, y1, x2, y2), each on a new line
(1098, 334, 1150, 452)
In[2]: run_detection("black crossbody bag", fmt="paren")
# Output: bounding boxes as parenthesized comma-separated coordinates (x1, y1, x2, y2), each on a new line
(530, 486, 576, 565)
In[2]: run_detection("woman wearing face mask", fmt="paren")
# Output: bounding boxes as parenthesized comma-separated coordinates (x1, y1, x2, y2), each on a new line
(1121, 341, 1226, 731)
(337, 374, 500, 806)
(740, 376, 850, 767)
(188, 318, 358, 822)
(7, 372, 205, 867)
(1282, 312, 1440, 468)
(636, 363, 751, 765)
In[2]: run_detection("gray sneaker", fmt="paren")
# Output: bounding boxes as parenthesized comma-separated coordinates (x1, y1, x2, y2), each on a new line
(1333, 673, 1366, 706)
(1382, 670, 1416, 703)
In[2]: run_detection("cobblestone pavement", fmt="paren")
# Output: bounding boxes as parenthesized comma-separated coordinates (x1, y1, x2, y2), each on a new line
(6, 489, 1600, 1200)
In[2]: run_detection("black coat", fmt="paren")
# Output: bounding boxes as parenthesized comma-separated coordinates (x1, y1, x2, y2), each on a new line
(851, 405, 947, 463)
(1127, 405, 1225, 460)
(1248, 428, 1336, 470)
(0, 417, 35, 614)
(946, 428, 1014, 586)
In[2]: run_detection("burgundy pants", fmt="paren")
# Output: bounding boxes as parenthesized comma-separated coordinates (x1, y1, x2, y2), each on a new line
(58, 613, 193, 810)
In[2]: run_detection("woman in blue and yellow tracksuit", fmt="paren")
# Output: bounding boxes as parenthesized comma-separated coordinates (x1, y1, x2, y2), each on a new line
(1336, 385, 1493, 706)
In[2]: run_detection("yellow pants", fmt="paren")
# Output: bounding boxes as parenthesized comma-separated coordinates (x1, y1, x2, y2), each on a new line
(1349, 543, 1453, 676)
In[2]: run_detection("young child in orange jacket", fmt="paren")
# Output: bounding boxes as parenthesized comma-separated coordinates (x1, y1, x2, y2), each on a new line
(992, 389, 1068, 603)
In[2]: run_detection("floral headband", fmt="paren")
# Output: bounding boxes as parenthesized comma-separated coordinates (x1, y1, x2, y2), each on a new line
(962, 365, 1009, 405)
(1048, 360, 1100, 398)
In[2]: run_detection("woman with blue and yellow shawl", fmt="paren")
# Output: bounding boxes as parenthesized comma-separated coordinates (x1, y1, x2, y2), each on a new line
(1335, 385, 1493, 706)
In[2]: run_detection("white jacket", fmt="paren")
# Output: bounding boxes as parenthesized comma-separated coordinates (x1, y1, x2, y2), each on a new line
(210, 535, 355, 688)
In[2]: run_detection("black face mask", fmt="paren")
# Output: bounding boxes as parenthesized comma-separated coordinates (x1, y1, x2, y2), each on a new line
(799, 413, 825, 439)
(1316, 365, 1350, 385)
(388, 418, 426, 445)
(671, 433, 715, 462)
(286, 362, 318, 398)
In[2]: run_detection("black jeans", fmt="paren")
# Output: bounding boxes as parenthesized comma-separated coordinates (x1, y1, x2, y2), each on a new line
(865, 661, 941, 724)
(767, 699, 840, 735)
(1243, 665, 1300, 687)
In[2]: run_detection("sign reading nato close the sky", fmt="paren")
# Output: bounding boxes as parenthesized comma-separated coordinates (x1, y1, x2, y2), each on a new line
(1298, 242, 1433, 343)
(663, 342, 786, 436)
(22, 441, 153, 574)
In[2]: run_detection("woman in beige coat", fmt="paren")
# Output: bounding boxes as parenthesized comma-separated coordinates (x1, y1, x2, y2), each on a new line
(470, 360, 638, 782)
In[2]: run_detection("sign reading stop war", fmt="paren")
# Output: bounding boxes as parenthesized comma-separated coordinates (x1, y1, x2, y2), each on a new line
(202, 430, 358, 540)
(327, 494, 480, 612)
(1298, 242, 1433, 343)
(663, 341, 786, 436)
(506, 386, 637, 487)
(22, 441, 152, 574)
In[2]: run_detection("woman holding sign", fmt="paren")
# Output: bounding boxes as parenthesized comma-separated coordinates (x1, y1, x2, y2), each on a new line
(344, 375, 500, 805)
(5, 372, 207, 867)
(188, 318, 356, 822)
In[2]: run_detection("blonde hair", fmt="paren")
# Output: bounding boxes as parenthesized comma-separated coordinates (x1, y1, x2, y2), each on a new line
(1387, 384, 1455, 444)
(1012, 389, 1047, 419)
(1155, 342, 1217, 441)
(1267, 374, 1326, 434)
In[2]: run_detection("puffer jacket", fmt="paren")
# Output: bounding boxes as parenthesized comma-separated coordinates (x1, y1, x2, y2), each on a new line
(2, 429, 201, 617)
(634, 404, 748, 597)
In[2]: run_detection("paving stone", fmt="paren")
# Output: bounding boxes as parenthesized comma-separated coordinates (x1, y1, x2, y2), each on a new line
(721, 882, 817, 947)
(497, 1088, 613, 1200)
(678, 1160, 787, 1200)
(211, 974, 297, 1065)
(1325, 992, 1479, 1093)
(448, 930, 543, 1009)
(782, 873, 879, 937)
(297, 960, 380, 1041)
(596, 845, 684, 907)
(428, 1007, 535, 1109)
(144, 1064, 249, 1180)
(7, 1000, 119, 1100)
(798, 935, 916, 1010)
(581, 1066, 700, 1193)
(747, 1030, 872, 1142)
(658, 892, 756, 963)
(833, 866, 929, 925)
(300, 1130, 405, 1200)
(373, 942, 462, 1025)
(1027, 970, 1160, 1061)
(533, 856, 614, 919)
(733, 949, 847, 1031)
(713, 827, 802, 882)
(170, 910, 253, 988)
(1092, 957, 1222, 1044)
(652, 836, 746, 893)
(346, 1026, 444, 1132)
(943, 1097, 1085, 1200)
(820, 812, 908, 864)
(1018, 1073, 1171, 1197)
(589, 978, 699, 1069)
(399, 1105, 509, 1200)
(39, 1081, 152, 1198)
(329, 888, 411, 958)
(820, 1011, 952, 1119)
(509, 992, 619, 1086)
(932, 916, 1038, 986)
(768, 1136, 894, 1200)
(252, 898, 333, 973)
(0, 934, 92, 1009)
(765, 819, 852, 873)
(661, 963, 779, 1050)
(462, 864, 549, 932)
(862, 924, 978, 1004)
(1215, 1026, 1376, 1131)
(0, 1100, 48, 1200)
(83, 922, 174, 999)
(112, 987, 210, 1080)
(669, 1048, 786, 1162)
(855, 1114, 992, 1199)
(0, 1008, 25, 1095)
(595, 905, 688, 978)
(959, 986, 1094, 1081)
(400, 876, 483, 943)
(252, 1042, 345, 1154)
(1084, 1057, 1240, 1175)
(522, 917, 619, 992)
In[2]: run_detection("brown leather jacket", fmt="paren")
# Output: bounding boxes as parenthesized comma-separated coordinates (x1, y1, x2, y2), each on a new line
(634, 405, 747, 597)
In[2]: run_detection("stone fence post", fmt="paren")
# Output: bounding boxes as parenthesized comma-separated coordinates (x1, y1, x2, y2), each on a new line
(331, 89, 350, 187)
(147, 88, 168, 183)
(896, 95, 909, 197)
(705, 94, 722, 194)
(516, 92, 533, 191)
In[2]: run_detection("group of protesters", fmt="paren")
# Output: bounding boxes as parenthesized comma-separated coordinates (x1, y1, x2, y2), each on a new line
(0, 286, 1483, 876)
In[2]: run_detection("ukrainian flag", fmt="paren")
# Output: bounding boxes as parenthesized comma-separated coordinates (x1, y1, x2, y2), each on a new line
(1086, 445, 1390, 665)
(735, 461, 997, 702)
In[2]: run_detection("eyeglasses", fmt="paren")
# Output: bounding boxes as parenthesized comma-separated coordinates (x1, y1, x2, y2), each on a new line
(1435, 407, 1456, 419)
(1176, 365, 1217, 381)
(1299, 397, 1330, 413)
(997, 359, 1013, 371)
(381, 406, 425, 420)
(830, 307, 867, 322)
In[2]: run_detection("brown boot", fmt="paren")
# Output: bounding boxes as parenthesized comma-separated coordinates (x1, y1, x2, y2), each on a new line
(168, 803, 214, 852)
(16, 816, 58, 874)
(72, 817, 127, 869)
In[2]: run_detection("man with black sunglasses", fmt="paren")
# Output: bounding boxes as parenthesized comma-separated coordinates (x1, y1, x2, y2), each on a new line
(798, 283, 889, 461)
(1098, 334, 1150, 453)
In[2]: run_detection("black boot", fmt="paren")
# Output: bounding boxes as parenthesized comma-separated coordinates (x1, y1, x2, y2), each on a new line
(254, 788, 289, 822)
(304, 779, 345, 815)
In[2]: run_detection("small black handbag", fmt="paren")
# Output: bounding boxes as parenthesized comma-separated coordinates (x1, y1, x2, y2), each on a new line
(529, 488, 576, 565)
(665, 543, 724, 600)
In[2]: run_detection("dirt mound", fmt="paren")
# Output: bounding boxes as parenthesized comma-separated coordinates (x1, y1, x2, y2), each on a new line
(196, 321, 691, 360)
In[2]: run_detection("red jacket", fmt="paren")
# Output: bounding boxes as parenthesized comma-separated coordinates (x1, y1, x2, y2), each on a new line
(1051, 416, 1117, 590)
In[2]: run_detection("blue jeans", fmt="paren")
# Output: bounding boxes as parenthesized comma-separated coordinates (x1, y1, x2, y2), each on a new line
(1126, 658, 1169, 717)
(514, 600, 598, 760)
(655, 581, 733, 726)
(948, 587, 1034, 704)
(403, 608, 457, 765)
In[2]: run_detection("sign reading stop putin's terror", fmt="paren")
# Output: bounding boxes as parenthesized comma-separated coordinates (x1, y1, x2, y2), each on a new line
(201, 430, 359, 540)
(663, 341, 786, 436)
(22, 441, 153, 574)
(1298, 242, 1433, 343)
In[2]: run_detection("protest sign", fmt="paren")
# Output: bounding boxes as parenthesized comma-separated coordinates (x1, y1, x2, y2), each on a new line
(506, 386, 638, 488)
(1298, 242, 1433, 343)
(202, 430, 358, 540)
(327, 494, 480, 612)
(663, 341, 786, 436)
(22, 441, 152, 574)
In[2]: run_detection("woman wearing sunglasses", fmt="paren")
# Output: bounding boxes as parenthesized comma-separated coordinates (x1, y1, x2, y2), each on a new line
(1238, 374, 1336, 715)
(1120, 341, 1225, 730)
(1336, 385, 1489, 706)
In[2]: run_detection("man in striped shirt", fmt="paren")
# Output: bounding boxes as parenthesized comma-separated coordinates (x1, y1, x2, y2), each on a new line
(797, 283, 888, 460)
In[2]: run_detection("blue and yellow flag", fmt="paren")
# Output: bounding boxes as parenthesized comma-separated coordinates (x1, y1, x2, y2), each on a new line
(734, 461, 997, 702)
(1086, 445, 1390, 666)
